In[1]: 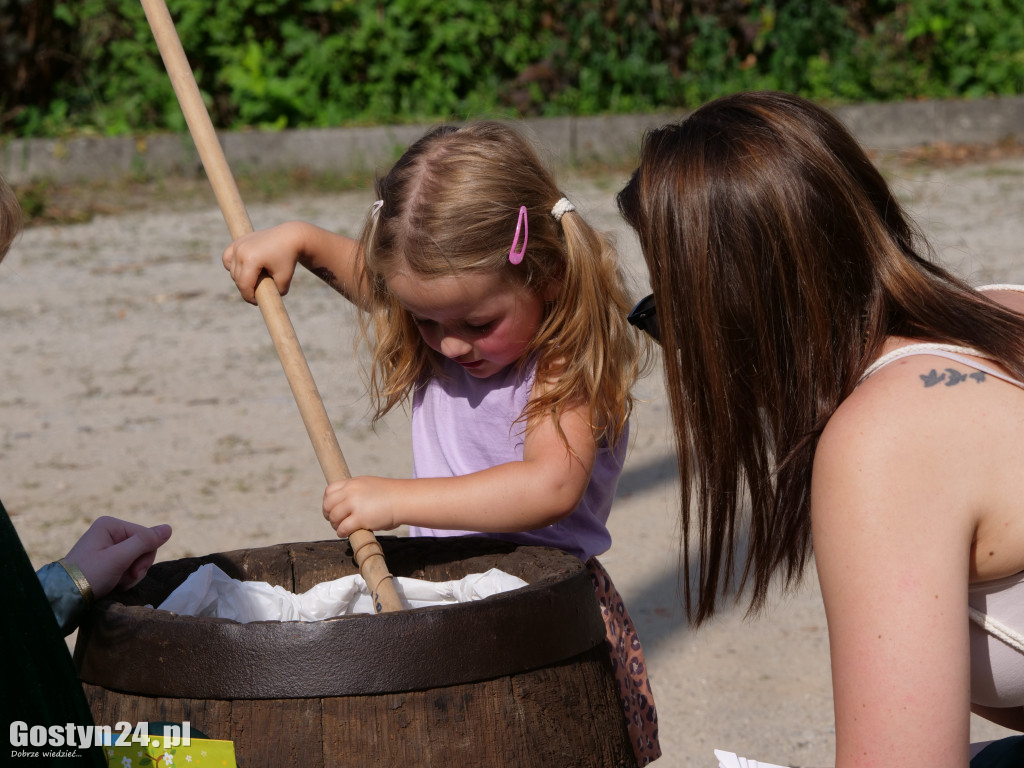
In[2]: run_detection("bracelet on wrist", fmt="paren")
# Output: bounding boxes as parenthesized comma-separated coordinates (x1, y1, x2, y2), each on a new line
(57, 558, 95, 605)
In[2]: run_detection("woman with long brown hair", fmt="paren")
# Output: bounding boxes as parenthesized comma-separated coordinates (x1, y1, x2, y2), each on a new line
(618, 91, 1024, 767)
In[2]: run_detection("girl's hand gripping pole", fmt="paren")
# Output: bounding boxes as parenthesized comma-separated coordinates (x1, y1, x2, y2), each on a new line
(139, 0, 402, 614)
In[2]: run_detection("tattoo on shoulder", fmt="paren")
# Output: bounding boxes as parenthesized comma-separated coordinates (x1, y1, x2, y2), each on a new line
(920, 368, 987, 388)
(311, 266, 338, 288)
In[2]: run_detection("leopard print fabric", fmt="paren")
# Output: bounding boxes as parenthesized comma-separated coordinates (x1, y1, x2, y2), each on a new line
(587, 559, 661, 765)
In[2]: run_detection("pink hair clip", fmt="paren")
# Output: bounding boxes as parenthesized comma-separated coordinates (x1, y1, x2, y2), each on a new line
(509, 205, 528, 265)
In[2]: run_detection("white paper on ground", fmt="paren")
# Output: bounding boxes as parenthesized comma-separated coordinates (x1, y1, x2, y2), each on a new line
(714, 749, 791, 768)
(155, 562, 529, 622)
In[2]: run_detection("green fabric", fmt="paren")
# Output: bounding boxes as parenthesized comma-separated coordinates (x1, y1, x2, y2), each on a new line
(971, 736, 1024, 768)
(1, 500, 106, 766)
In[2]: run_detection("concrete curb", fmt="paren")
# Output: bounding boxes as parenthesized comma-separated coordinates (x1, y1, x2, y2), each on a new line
(3, 95, 1023, 186)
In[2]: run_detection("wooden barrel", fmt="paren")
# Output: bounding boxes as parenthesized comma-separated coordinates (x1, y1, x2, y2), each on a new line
(73, 536, 636, 767)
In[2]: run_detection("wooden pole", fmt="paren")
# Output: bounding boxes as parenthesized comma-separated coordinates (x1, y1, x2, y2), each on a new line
(140, 0, 402, 614)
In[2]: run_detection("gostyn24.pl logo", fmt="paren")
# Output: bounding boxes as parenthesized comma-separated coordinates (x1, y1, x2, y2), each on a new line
(10, 721, 192, 753)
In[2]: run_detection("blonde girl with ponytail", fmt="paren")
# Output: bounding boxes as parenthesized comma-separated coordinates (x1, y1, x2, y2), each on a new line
(223, 121, 659, 764)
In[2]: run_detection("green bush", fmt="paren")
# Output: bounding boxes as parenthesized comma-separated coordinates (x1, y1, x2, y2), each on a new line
(536, 1, 677, 116)
(0, 0, 80, 131)
(202, 0, 548, 127)
(904, 0, 1024, 97)
(3, 0, 1023, 138)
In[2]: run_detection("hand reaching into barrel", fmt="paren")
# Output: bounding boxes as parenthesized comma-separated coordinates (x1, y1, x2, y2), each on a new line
(34, 514, 173, 636)
(64, 516, 173, 597)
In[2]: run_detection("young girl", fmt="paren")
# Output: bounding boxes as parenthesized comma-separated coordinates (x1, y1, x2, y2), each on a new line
(223, 121, 659, 764)
(617, 91, 1024, 767)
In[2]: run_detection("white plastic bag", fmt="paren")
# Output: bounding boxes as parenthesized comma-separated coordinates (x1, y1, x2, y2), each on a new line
(156, 562, 528, 622)
(714, 749, 791, 768)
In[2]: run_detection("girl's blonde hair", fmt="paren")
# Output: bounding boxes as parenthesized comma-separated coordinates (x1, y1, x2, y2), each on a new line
(359, 121, 639, 447)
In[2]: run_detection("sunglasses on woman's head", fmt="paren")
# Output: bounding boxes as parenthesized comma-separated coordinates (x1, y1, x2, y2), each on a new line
(627, 294, 659, 343)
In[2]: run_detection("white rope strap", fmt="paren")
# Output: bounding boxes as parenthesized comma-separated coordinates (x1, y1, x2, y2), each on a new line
(969, 606, 1024, 653)
(976, 284, 1024, 293)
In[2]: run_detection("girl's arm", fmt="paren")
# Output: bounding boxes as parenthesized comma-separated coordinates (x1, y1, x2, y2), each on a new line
(811, 368, 982, 768)
(221, 220, 365, 305)
(322, 401, 598, 537)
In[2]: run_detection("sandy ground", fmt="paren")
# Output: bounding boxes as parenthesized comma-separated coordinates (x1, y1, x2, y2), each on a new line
(4, 152, 1024, 767)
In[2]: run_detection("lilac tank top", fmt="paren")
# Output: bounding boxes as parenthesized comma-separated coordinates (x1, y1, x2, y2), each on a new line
(407, 358, 624, 562)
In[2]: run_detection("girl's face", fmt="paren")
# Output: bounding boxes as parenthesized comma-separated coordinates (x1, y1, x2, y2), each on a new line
(386, 268, 546, 379)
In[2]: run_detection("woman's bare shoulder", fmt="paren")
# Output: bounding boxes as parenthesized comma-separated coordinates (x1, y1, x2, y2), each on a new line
(822, 351, 978, 448)
(815, 352, 995, 518)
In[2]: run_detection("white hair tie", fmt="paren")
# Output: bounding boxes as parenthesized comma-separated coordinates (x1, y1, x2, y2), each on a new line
(551, 197, 575, 222)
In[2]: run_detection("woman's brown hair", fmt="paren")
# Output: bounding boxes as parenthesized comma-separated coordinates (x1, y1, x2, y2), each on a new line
(617, 91, 1024, 623)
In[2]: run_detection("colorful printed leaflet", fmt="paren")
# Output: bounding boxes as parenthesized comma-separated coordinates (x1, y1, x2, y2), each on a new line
(105, 738, 236, 767)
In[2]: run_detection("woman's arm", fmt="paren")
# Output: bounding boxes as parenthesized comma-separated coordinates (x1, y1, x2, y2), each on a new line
(323, 401, 597, 537)
(811, 369, 982, 768)
(222, 221, 366, 305)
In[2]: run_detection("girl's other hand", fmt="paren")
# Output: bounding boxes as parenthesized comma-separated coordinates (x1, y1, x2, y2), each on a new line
(221, 222, 305, 304)
(323, 477, 400, 538)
